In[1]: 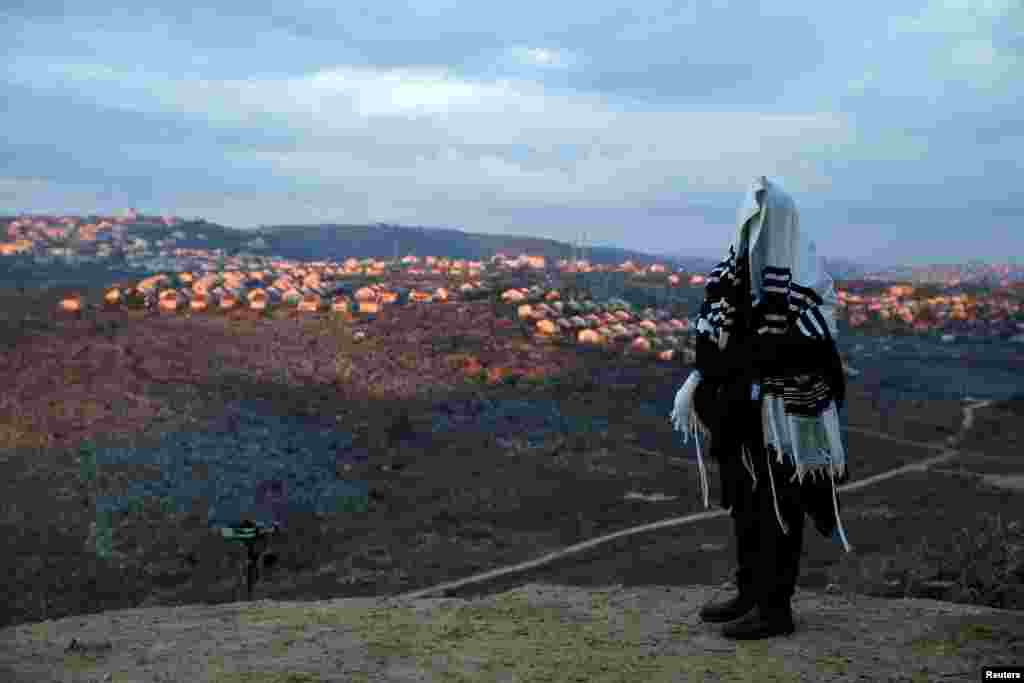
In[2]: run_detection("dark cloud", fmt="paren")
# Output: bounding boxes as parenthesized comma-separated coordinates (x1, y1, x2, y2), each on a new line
(568, 62, 757, 103)
(2, 1, 1021, 263)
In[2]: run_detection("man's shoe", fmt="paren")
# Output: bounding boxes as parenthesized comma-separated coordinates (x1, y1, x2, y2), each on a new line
(699, 593, 757, 623)
(721, 605, 795, 640)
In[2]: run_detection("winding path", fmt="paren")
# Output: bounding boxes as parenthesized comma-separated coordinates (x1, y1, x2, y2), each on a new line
(390, 399, 995, 603)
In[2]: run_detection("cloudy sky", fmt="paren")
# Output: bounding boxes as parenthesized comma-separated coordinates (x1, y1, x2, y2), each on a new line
(4, 1, 1022, 267)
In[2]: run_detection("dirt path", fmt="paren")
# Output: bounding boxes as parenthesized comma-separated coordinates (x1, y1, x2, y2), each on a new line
(391, 401, 993, 602)
(845, 425, 949, 451)
(3, 401, 1019, 682)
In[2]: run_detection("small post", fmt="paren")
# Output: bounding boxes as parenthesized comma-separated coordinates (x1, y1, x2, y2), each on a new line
(246, 537, 259, 601)
(221, 520, 278, 601)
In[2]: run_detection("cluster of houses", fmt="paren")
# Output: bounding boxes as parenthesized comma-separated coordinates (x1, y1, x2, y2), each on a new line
(502, 288, 691, 360)
(839, 284, 1024, 341)
(868, 261, 1024, 290)
(6, 212, 1022, 343)
(0, 211, 182, 262)
(47, 251, 1024, 347)
(73, 265, 460, 315)
(51, 257, 699, 361)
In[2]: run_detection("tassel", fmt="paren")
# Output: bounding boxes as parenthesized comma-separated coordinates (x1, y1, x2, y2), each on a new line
(787, 413, 807, 483)
(695, 427, 709, 509)
(669, 370, 710, 509)
(766, 445, 789, 535)
(829, 465, 852, 553)
(670, 371, 702, 437)
(741, 445, 757, 491)
(689, 401, 710, 445)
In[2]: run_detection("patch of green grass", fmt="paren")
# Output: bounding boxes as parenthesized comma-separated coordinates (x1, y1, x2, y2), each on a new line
(204, 654, 326, 683)
(813, 654, 853, 676)
(60, 652, 105, 674)
(909, 621, 1006, 657)
(243, 588, 797, 682)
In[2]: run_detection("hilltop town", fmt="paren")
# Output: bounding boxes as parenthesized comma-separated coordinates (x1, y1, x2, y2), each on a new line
(2, 211, 1022, 347)
(0, 210, 252, 273)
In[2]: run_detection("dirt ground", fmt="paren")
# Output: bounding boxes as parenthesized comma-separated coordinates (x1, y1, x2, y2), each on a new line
(0, 346, 979, 632)
(2, 582, 1020, 682)
(1, 388, 1020, 681)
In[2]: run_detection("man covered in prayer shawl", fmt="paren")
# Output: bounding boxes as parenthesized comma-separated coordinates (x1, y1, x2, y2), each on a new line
(670, 176, 851, 640)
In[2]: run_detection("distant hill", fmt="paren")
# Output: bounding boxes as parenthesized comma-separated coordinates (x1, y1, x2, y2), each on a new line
(251, 223, 672, 267)
(0, 219, 698, 292)
(656, 251, 720, 274)
(823, 257, 873, 280)
(0, 216, 867, 293)
(658, 249, 875, 280)
(175, 222, 875, 277)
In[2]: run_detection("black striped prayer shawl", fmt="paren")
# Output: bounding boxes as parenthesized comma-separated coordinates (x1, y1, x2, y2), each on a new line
(699, 245, 836, 423)
(683, 180, 851, 552)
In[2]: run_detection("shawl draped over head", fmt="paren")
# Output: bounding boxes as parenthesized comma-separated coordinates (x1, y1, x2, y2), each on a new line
(670, 176, 851, 552)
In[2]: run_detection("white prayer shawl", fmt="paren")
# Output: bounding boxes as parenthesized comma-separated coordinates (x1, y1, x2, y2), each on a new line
(670, 176, 851, 553)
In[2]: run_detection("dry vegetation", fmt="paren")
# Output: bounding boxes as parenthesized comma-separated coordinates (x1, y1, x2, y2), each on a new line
(0, 283, 1021, 635)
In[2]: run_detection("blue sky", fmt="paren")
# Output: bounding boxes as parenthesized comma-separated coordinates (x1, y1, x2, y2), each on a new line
(3, 1, 1022, 267)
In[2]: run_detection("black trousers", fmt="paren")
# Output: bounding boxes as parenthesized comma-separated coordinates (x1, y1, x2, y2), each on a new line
(700, 381, 805, 609)
(731, 442, 805, 609)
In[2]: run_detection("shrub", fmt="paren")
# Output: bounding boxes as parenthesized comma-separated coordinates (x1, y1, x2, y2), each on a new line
(945, 513, 1024, 604)
(886, 512, 1024, 607)
(444, 353, 472, 370)
(92, 509, 114, 561)
(77, 441, 99, 487)
(334, 355, 354, 383)
(396, 351, 419, 370)
(125, 290, 147, 309)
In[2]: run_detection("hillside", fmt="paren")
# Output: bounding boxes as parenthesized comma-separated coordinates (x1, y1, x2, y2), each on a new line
(254, 223, 669, 267)
(0, 217, 687, 292)
(0, 270, 1020, 681)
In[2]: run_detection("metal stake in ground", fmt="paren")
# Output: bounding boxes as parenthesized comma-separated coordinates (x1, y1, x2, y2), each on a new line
(221, 520, 280, 601)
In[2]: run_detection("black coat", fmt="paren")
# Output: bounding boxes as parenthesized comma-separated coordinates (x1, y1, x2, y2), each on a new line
(693, 332, 849, 537)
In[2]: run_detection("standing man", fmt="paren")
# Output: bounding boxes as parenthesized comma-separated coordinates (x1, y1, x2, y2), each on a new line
(671, 176, 851, 639)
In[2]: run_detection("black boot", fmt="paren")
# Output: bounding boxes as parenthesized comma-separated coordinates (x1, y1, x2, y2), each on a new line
(699, 590, 757, 623)
(702, 465, 760, 625)
(721, 602, 795, 639)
